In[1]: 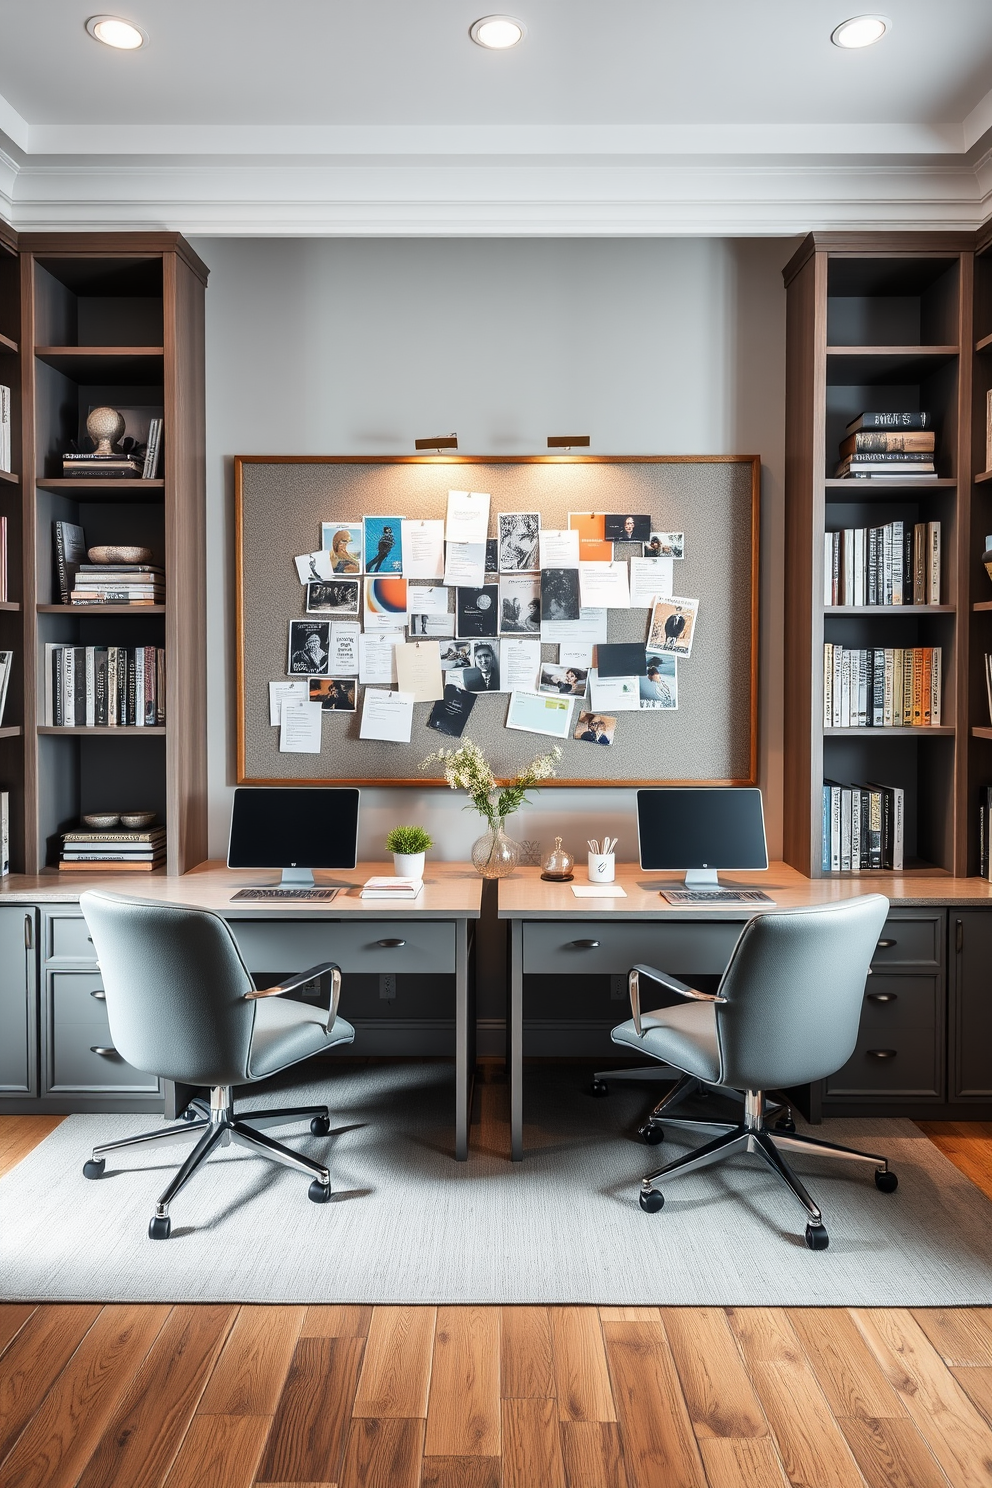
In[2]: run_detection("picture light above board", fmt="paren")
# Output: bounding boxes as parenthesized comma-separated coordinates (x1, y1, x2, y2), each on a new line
(234, 456, 759, 788)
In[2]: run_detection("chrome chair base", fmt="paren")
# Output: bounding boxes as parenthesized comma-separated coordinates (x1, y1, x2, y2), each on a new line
(83, 1085, 334, 1239)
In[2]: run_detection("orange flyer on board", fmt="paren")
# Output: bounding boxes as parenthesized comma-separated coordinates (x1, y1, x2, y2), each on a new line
(567, 512, 613, 562)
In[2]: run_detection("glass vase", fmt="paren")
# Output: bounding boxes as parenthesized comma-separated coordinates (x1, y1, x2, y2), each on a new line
(471, 825, 521, 879)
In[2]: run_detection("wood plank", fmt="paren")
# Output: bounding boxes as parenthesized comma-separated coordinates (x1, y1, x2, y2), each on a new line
(0, 1117, 63, 1176)
(0, 1305, 37, 1358)
(696, 1436, 791, 1488)
(420, 1459, 500, 1488)
(75, 1305, 237, 1488)
(425, 1307, 500, 1457)
(841, 1417, 952, 1488)
(501, 1307, 554, 1399)
(917, 1126, 992, 1201)
(255, 1336, 365, 1486)
(788, 1308, 905, 1421)
(198, 1306, 305, 1416)
(0, 1303, 102, 1463)
(725, 1307, 801, 1365)
(602, 1320, 706, 1488)
(911, 1309, 992, 1367)
(163, 1415, 271, 1488)
(853, 1309, 992, 1488)
(502, 1398, 566, 1488)
(550, 1308, 616, 1424)
(352, 1307, 436, 1419)
(663, 1308, 768, 1439)
(950, 1365, 992, 1428)
(0, 1303, 169, 1488)
(301, 1306, 372, 1338)
(598, 1308, 660, 1322)
(559, 1421, 629, 1488)
(338, 1417, 423, 1488)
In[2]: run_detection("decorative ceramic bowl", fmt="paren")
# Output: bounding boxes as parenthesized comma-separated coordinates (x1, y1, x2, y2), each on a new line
(120, 811, 156, 828)
(83, 812, 120, 828)
(87, 546, 154, 565)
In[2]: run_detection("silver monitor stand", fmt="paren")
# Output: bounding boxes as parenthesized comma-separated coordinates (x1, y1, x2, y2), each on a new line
(279, 866, 316, 887)
(684, 868, 720, 888)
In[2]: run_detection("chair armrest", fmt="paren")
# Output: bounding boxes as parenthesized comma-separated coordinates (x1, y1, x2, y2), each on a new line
(628, 963, 725, 1037)
(245, 962, 342, 1032)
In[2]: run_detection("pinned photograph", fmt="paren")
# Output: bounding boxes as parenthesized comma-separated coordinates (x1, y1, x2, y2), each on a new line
(364, 576, 408, 629)
(409, 611, 455, 638)
(363, 516, 404, 573)
(451, 640, 502, 693)
(539, 662, 588, 698)
(456, 585, 500, 638)
(639, 653, 678, 709)
(541, 567, 581, 622)
(505, 690, 574, 740)
(288, 619, 331, 676)
(306, 578, 360, 616)
(604, 513, 651, 543)
(499, 574, 541, 634)
(645, 531, 685, 560)
(647, 595, 699, 657)
(440, 641, 473, 672)
(321, 523, 363, 573)
(309, 678, 357, 712)
(427, 684, 477, 738)
(574, 710, 617, 746)
(294, 549, 333, 584)
(485, 538, 500, 577)
(498, 512, 541, 572)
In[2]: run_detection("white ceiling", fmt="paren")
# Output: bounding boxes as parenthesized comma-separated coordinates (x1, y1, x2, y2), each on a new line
(1, 0, 992, 234)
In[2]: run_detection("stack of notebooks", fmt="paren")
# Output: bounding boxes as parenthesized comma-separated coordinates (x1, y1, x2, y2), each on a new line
(835, 412, 936, 479)
(43, 644, 166, 727)
(824, 520, 940, 606)
(823, 644, 941, 728)
(360, 876, 423, 900)
(822, 781, 904, 872)
(59, 825, 166, 872)
(71, 563, 164, 607)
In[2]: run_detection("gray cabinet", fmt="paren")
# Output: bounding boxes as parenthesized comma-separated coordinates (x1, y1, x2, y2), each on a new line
(0, 907, 37, 1096)
(949, 909, 992, 1100)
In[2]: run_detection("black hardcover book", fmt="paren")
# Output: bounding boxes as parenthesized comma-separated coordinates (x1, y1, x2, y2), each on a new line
(845, 412, 932, 433)
(73, 647, 86, 727)
(116, 647, 127, 725)
(127, 649, 136, 727)
(94, 647, 108, 726)
(53, 520, 86, 605)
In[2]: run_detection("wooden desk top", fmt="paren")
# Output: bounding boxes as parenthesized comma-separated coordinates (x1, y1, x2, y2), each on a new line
(497, 861, 992, 919)
(0, 861, 484, 919)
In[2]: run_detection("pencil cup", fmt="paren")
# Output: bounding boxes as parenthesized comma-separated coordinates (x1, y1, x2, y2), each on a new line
(587, 853, 615, 883)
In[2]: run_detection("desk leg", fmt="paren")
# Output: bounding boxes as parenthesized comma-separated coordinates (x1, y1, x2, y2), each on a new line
(454, 920, 472, 1161)
(510, 918, 523, 1161)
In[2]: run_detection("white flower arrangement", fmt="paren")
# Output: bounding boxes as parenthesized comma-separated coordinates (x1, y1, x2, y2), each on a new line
(420, 738, 561, 831)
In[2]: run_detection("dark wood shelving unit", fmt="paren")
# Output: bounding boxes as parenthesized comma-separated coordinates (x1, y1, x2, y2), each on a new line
(824, 605, 955, 615)
(37, 604, 165, 615)
(37, 726, 167, 737)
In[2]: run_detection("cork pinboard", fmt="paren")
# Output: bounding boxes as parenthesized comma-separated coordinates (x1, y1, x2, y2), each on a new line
(235, 456, 759, 787)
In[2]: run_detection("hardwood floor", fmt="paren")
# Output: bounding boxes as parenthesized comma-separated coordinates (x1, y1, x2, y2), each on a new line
(3, 1109, 992, 1488)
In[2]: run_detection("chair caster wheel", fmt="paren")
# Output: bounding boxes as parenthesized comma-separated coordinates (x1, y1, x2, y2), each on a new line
(875, 1169, 898, 1192)
(639, 1187, 665, 1213)
(181, 1107, 199, 1122)
(639, 1124, 665, 1145)
(590, 1080, 609, 1097)
(148, 1215, 171, 1240)
(308, 1180, 331, 1203)
(310, 1115, 331, 1136)
(83, 1158, 105, 1179)
(775, 1115, 796, 1133)
(805, 1223, 829, 1250)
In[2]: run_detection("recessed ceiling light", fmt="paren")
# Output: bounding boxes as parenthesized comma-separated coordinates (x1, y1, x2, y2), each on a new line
(469, 16, 526, 49)
(85, 15, 146, 49)
(831, 15, 889, 48)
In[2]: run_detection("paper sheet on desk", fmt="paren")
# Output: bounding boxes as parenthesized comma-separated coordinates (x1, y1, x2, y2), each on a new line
(571, 884, 628, 897)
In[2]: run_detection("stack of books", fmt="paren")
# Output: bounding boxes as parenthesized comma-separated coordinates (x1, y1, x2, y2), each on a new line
(0, 385, 10, 472)
(59, 825, 166, 872)
(835, 412, 936, 479)
(70, 563, 164, 607)
(824, 520, 940, 606)
(823, 644, 941, 727)
(43, 644, 166, 727)
(822, 781, 904, 872)
(62, 451, 144, 479)
(360, 876, 423, 900)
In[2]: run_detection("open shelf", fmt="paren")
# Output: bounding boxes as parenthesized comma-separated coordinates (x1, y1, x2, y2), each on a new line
(825, 477, 953, 492)
(36, 478, 164, 504)
(824, 605, 954, 615)
(37, 604, 164, 615)
(974, 601, 992, 612)
(824, 727, 955, 737)
(977, 332, 992, 352)
(37, 726, 166, 737)
(825, 347, 958, 384)
(34, 346, 164, 383)
(0, 470, 19, 485)
(0, 602, 20, 612)
(973, 727, 992, 741)
(0, 726, 22, 740)
(0, 331, 16, 354)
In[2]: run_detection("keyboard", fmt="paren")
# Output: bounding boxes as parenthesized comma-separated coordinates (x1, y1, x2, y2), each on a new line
(660, 889, 775, 906)
(230, 887, 340, 902)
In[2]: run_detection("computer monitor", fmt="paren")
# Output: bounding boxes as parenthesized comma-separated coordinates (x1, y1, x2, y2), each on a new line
(636, 787, 768, 887)
(228, 787, 360, 886)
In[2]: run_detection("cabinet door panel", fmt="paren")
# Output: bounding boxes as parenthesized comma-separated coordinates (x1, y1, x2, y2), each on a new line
(825, 974, 942, 1098)
(45, 911, 98, 963)
(0, 908, 37, 1094)
(950, 910, 992, 1099)
(870, 912, 942, 970)
(46, 971, 159, 1094)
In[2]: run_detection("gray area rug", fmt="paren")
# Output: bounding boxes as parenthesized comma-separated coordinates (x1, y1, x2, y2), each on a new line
(3, 1062, 992, 1306)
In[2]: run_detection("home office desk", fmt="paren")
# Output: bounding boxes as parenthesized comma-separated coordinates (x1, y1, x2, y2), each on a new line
(498, 862, 992, 1159)
(0, 862, 483, 1160)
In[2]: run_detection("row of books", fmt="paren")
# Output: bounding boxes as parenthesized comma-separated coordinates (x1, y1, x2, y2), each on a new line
(979, 786, 992, 881)
(823, 520, 940, 607)
(823, 645, 941, 728)
(835, 412, 936, 479)
(43, 645, 166, 728)
(0, 385, 10, 472)
(822, 781, 904, 872)
(70, 563, 164, 607)
(59, 824, 166, 873)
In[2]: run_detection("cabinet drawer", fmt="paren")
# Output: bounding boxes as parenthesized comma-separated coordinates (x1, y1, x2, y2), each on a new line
(870, 914, 942, 970)
(230, 919, 455, 975)
(45, 912, 98, 963)
(51, 970, 111, 1028)
(48, 972, 158, 1093)
(825, 975, 941, 1098)
(521, 921, 742, 976)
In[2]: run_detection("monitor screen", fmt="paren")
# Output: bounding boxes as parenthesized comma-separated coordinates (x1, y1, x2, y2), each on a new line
(636, 788, 768, 871)
(228, 787, 360, 871)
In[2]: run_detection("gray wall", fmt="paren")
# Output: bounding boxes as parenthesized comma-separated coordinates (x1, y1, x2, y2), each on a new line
(191, 236, 788, 864)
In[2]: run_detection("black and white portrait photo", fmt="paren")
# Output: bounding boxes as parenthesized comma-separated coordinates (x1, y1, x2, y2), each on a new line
(540, 567, 581, 622)
(499, 574, 541, 633)
(309, 678, 357, 711)
(288, 619, 331, 676)
(456, 641, 501, 692)
(604, 513, 651, 543)
(498, 512, 541, 572)
(306, 579, 360, 617)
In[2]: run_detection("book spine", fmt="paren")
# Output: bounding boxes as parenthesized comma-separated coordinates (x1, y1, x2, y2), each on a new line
(53, 523, 69, 605)
(890, 520, 903, 605)
(931, 647, 941, 726)
(107, 646, 118, 726)
(0, 790, 7, 876)
(913, 524, 926, 605)
(928, 521, 941, 604)
(872, 649, 885, 727)
(73, 646, 85, 727)
(842, 529, 854, 606)
(822, 786, 831, 873)
(869, 790, 883, 870)
(912, 649, 924, 726)
(85, 646, 95, 728)
(902, 648, 914, 725)
(850, 787, 861, 873)
(853, 528, 865, 607)
(823, 644, 832, 727)
(840, 789, 852, 872)
(126, 649, 136, 727)
(867, 528, 878, 605)
(830, 787, 842, 871)
(824, 534, 833, 606)
(879, 787, 892, 870)
(134, 647, 145, 727)
(883, 648, 894, 727)
(891, 787, 904, 872)
(882, 524, 892, 605)
(144, 646, 156, 725)
(156, 649, 166, 724)
(851, 412, 931, 431)
(840, 649, 850, 728)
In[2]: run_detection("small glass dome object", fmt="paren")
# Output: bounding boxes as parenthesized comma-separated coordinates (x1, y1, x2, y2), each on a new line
(541, 836, 575, 881)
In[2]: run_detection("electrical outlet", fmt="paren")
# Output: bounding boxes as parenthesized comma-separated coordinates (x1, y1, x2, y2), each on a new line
(611, 974, 626, 1001)
(379, 972, 397, 1000)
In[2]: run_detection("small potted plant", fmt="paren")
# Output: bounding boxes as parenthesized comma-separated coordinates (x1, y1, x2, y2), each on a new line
(385, 825, 434, 880)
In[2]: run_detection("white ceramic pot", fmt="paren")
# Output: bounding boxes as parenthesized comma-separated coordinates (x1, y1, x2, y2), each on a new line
(393, 852, 425, 880)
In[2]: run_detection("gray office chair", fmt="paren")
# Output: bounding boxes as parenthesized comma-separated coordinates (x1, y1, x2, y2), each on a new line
(79, 890, 356, 1239)
(609, 894, 895, 1249)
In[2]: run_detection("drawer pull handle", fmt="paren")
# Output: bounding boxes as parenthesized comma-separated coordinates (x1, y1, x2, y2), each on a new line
(571, 939, 601, 948)
(90, 989, 107, 1001)
(867, 992, 897, 1003)
(867, 1048, 897, 1060)
(90, 1046, 117, 1057)
(376, 938, 406, 948)
(876, 939, 896, 949)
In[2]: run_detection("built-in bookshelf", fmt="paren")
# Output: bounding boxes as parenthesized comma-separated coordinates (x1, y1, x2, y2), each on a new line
(971, 221, 992, 874)
(0, 218, 25, 873)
